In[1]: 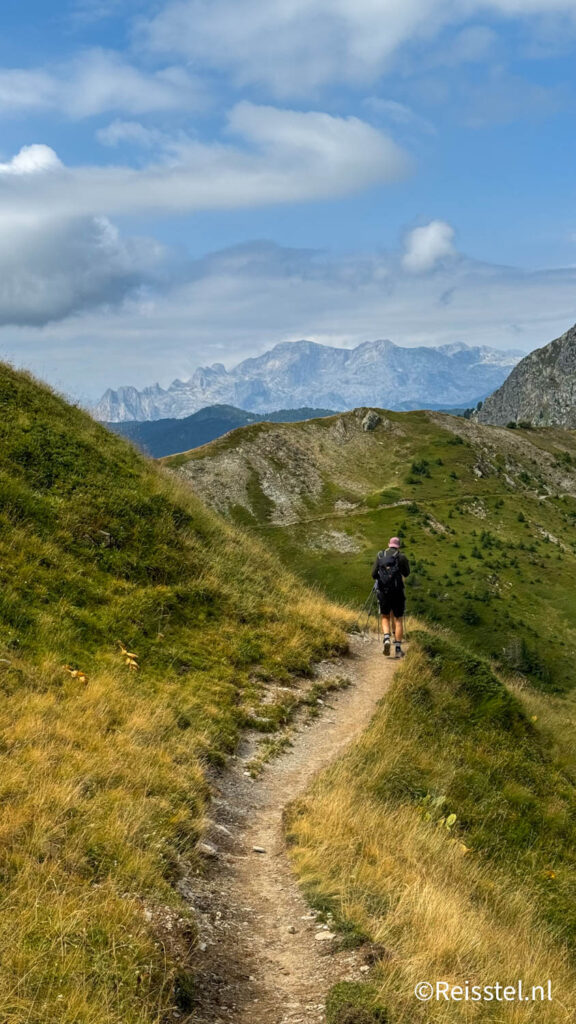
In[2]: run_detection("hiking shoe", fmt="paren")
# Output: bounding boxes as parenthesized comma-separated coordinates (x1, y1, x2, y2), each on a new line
(395, 645, 405, 659)
(383, 636, 391, 657)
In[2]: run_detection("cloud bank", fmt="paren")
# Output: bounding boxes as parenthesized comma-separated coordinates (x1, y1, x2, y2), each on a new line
(0, 106, 410, 224)
(143, 0, 576, 96)
(4, 238, 576, 399)
(0, 144, 168, 325)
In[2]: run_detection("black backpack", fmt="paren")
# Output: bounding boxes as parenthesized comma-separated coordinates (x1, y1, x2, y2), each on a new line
(376, 550, 403, 594)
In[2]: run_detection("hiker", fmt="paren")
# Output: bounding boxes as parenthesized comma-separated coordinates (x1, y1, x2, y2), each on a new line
(371, 537, 410, 658)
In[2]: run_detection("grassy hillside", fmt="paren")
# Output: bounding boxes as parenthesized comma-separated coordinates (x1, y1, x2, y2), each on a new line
(167, 407, 576, 1020)
(168, 408, 576, 693)
(287, 629, 576, 1022)
(0, 364, 351, 1024)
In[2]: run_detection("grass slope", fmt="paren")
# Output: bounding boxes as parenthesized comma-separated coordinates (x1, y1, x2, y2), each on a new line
(287, 629, 576, 1023)
(167, 408, 576, 1021)
(0, 364, 351, 1024)
(169, 408, 576, 693)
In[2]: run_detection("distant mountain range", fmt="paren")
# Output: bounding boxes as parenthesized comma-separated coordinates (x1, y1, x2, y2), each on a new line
(477, 322, 576, 427)
(93, 339, 523, 422)
(105, 404, 337, 458)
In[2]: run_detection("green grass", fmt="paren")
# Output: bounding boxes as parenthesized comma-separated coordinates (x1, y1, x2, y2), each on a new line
(287, 630, 576, 1022)
(0, 363, 353, 1023)
(229, 414, 576, 693)
(169, 407, 576, 1019)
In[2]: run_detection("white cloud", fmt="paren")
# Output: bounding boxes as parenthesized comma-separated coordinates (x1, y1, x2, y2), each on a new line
(402, 220, 456, 272)
(142, 0, 576, 96)
(0, 107, 410, 222)
(0, 49, 203, 118)
(0, 144, 62, 175)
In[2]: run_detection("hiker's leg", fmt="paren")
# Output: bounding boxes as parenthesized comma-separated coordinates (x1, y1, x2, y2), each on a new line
(381, 613, 392, 655)
(394, 606, 406, 658)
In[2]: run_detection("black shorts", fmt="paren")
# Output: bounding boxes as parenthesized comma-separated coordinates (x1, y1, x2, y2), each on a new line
(378, 590, 405, 618)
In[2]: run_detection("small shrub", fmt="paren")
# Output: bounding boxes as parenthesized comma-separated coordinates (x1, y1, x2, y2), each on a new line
(326, 982, 389, 1024)
(461, 604, 481, 625)
(410, 459, 431, 478)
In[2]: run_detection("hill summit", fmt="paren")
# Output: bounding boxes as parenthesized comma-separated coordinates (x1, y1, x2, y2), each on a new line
(94, 338, 522, 422)
(478, 322, 576, 426)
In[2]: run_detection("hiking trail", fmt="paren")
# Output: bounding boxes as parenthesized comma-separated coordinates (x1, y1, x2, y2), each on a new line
(184, 634, 399, 1024)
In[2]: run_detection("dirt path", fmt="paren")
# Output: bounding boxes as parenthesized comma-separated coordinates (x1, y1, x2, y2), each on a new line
(250, 492, 506, 531)
(184, 633, 399, 1024)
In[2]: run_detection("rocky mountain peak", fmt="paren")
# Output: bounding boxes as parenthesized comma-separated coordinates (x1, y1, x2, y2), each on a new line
(477, 322, 576, 427)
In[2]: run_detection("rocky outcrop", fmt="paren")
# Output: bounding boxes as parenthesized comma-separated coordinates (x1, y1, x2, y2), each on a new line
(361, 410, 381, 431)
(477, 323, 576, 427)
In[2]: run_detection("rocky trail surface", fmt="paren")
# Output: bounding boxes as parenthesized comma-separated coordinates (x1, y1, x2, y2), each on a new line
(184, 634, 399, 1024)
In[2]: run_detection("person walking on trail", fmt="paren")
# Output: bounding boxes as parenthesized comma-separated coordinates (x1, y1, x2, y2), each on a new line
(372, 536, 410, 658)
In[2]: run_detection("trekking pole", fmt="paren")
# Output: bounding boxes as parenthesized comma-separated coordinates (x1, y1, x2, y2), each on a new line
(360, 585, 378, 635)
(365, 584, 379, 638)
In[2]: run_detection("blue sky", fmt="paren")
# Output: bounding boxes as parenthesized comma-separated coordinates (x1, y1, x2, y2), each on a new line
(0, 0, 575, 401)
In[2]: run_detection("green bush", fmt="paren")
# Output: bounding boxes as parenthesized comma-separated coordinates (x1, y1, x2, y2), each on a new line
(326, 982, 388, 1024)
(410, 459, 431, 478)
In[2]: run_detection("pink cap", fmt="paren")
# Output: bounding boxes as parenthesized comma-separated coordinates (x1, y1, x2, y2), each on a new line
(389, 537, 401, 548)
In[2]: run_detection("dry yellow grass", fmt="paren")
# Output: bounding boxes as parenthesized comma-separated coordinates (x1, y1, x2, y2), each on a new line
(287, 639, 576, 1023)
(0, 363, 356, 1022)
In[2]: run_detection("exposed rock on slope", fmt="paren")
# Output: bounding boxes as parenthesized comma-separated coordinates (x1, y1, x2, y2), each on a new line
(167, 409, 400, 525)
(477, 323, 576, 427)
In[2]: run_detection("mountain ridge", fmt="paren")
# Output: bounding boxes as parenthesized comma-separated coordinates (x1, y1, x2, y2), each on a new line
(106, 404, 338, 457)
(94, 338, 523, 422)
